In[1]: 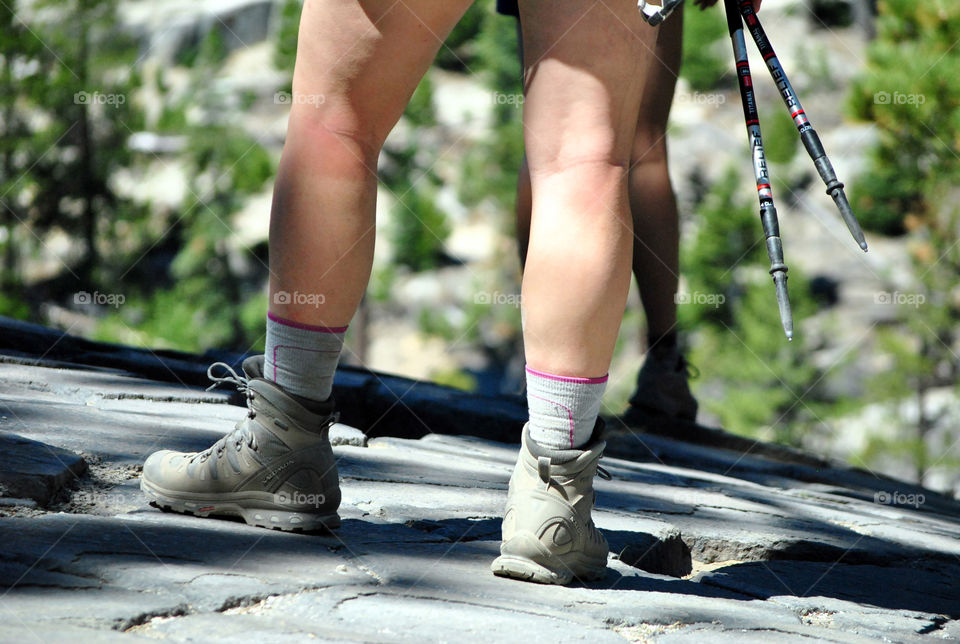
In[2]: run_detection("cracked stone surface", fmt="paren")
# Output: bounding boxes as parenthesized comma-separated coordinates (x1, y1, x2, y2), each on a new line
(1, 351, 959, 642)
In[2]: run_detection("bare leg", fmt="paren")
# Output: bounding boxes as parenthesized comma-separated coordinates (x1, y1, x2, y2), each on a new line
(268, 0, 472, 328)
(518, 1, 655, 378)
(516, 9, 683, 347)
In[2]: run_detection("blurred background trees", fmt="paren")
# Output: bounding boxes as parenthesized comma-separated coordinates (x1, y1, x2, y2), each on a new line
(845, 0, 960, 486)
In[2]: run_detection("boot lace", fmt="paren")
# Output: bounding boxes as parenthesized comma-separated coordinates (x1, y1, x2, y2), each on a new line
(189, 362, 259, 464)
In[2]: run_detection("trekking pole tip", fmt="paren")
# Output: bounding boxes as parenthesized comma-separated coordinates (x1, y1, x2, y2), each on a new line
(830, 187, 869, 252)
(773, 271, 793, 341)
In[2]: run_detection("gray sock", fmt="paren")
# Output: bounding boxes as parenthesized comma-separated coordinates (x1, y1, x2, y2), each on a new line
(525, 365, 607, 450)
(264, 312, 346, 403)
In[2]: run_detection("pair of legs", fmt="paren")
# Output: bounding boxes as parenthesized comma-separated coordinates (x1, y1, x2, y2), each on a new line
(271, 0, 658, 395)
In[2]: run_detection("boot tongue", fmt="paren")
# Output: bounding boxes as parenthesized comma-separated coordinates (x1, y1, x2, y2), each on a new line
(242, 355, 265, 379)
(248, 377, 337, 428)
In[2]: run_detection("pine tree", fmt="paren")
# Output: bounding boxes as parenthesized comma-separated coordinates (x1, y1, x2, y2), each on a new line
(0, 1, 47, 306)
(847, 0, 960, 235)
(97, 26, 273, 352)
(847, 0, 960, 488)
(29, 0, 146, 286)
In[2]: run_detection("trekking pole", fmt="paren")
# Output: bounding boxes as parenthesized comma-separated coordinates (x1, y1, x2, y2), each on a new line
(736, 0, 868, 252)
(637, 0, 686, 26)
(723, 0, 793, 340)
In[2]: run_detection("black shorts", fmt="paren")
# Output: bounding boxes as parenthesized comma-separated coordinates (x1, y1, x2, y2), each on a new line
(496, 0, 519, 17)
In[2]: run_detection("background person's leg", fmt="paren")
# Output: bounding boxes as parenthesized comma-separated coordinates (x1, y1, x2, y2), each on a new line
(630, 9, 683, 349)
(625, 9, 698, 422)
(265, 0, 472, 402)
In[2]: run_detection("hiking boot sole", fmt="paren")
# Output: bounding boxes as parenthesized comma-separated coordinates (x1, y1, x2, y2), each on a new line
(491, 532, 607, 585)
(141, 478, 340, 533)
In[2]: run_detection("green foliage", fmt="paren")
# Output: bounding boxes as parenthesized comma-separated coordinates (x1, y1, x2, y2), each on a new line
(188, 127, 274, 195)
(389, 178, 451, 272)
(680, 4, 731, 91)
(155, 104, 189, 132)
(847, 0, 960, 235)
(0, 0, 49, 295)
(382, 74, 450, 273)
(176, 23, 229, 68)
(435, 4, 485, 71)
(430, 367, 477, 392)
(842, 1, 960, 485)
(418, 307, 458, 342)
(97, 126, 274, 353)
(471, 6, 522, 93)
(458, 7, 524, 217)
(368, 265, 397, 303)
(763, 106, 800, 166)
(274, 0, 303, 73)
(681, 165, 837, 445)
(0, 0, 149, 296)
(857, 201, 960, 483)
(93, 19, 275, 353)
(846, 150, 913, 235)
(0, 291, 29, 319)
(94, 279, 233, 351)
(690, 272, 821, 443)
(405, 73, 437, 128)
(680, 165, 765, 330)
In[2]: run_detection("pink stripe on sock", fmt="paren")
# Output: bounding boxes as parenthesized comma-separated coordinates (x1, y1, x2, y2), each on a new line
(525, 365, 608, 385)
(268, 311, 348, 334)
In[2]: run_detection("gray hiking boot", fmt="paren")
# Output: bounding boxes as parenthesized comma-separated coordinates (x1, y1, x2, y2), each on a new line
(625, 346, 698, 423)
(140, 355, 341, 532)
(491, 422, 609, 585)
